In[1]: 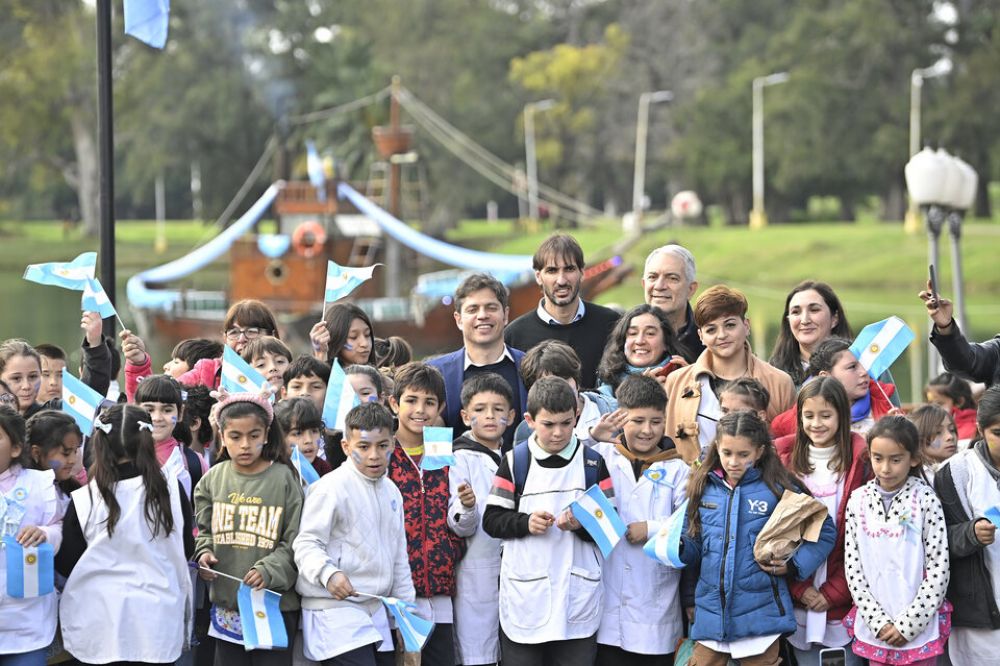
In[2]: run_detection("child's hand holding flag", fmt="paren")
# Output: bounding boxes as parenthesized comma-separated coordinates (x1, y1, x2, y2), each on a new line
(569, 483, 627, 558)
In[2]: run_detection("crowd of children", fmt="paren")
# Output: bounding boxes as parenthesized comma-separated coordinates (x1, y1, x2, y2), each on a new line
(1, 282, 999, 666)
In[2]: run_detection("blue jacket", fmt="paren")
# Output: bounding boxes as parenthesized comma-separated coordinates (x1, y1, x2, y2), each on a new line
(679, 466, 836, 642)
(427, 345, 528, 434)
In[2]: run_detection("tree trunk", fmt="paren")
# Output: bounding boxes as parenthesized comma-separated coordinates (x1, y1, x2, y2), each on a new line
(880, 178, 906, 222)
(839, 197, 857, 222)
(68, 110, 100, 237)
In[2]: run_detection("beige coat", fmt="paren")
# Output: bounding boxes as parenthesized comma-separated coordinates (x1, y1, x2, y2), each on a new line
(664, 344, 794, 462)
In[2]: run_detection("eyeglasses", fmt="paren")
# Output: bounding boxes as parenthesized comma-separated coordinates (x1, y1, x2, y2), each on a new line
(0, 393, 16, 406)
(225, 327, 268, 341)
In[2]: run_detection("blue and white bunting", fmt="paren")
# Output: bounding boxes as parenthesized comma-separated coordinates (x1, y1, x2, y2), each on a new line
(643, 499, 688, 569)
(379, 596, 434, 652)
(221, 347, 270, 397)
(62, 369, 104, 437)
(81, 277, 119, 320)
(324, 261, 380, 306)
(124, 0, 170, 49)
(237, 583, 287, 650)
(291, 446, 320, 487)
(306, 140, 326, 201)
(3, 536, 55, 598)
(322, 360, 361, 432)
(849, 316, 915, 380)
(570, 484, 626, 558)
(23, 252, 96, 291)
(420, 427, 455, 471)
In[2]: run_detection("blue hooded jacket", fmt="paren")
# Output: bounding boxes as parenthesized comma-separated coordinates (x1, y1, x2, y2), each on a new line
(680, 466, 836, 642)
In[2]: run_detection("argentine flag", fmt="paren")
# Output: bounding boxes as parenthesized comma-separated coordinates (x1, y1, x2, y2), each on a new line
(420, 427, 455, 471)
(23, 252, 96, 291)
(62, 369, 104, 437)
(124, 0, 170, 49)
(849, 316, 915, 380)
(3, 536, 55, 598)
(81, 277, 119, 320)
(570, 484, 626, 558)
(291, 445, 320, 486)
(380, 596, 434, 652)
(322, 360, 361, 432)
(237, 583, 287, 650)
(221, 347, 270, 396)
(643, 499, 688, 569)
(324, 261, 380, 306)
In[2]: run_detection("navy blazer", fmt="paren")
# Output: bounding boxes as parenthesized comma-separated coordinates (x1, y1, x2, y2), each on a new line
(428, 345, 529, 434)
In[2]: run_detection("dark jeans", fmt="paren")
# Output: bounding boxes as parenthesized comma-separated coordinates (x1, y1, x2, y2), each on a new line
(595, 644, 674, 666)
(499, 630, 597, 666)
(420, 622, 456, 666)
(322, 643, 395, 666)
(212, 611, 300, 666)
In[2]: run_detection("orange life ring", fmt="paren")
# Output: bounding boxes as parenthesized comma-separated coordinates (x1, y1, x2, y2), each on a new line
(292, 221, 326, 258)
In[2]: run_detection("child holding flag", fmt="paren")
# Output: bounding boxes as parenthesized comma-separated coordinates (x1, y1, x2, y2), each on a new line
(56, 404, 193, 665)
(275, 397, 331, 479)
(0, 405, 63, 665)
(387, 362, 478, 666)
(314, 303, 375, 368)
(482, 377, 614, 666)
(194, 393, 303, 666)
(584, 375, 689, 666)
(679, 411, 835, 665)
(293, 402, 414, 665)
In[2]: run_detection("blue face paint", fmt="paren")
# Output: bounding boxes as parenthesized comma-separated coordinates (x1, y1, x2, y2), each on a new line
(367, 395, 378, 402)
(350, 450, 364, 465)
(498, 416, 509, 427)
(343, 342, 354, 351)
(49, 459, 63, 471)
(470, 416, 478, 425)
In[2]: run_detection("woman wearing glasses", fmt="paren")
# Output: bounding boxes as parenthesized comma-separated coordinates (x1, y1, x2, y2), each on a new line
(122, 299, 280, 397)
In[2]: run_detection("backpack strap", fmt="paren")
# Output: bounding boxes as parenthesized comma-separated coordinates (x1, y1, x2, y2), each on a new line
(582, 444, 601, 489)
(511, 441, 532, 511)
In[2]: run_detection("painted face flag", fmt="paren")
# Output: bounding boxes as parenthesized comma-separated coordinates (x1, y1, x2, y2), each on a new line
(379, 596, 434, 652)
(570, 483, 627, 558)
(3, 536, 55, 598)
(324, 261, 380, 306)
(221, 347, 270, 396)
(62, 369, 104, 437)
(291, 446, 320, 486)
(322, 360, 361, 432)
(420, 427, 455, 471)
(849, 316, 915, 380)
(643, 499, 688, 569)
(124, 0, 170, 49)
(237, 583, 287, 650)
(23, 252, 96, 291)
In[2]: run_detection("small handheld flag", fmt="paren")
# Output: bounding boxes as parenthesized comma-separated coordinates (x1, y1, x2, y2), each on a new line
(984, 506, 1000, 530)
(849, 316, 915, 380)
(324, 261, 380, 306)
(291, 446, 320, 486)
(322, 360, 361, 431)
(379, 596, 434, 652)
(62, 369, 104, 437)
(3, 536, 55, 598)
(420, 427, 455, 471)
(237, 583, 288, 651)
(643, 499, 688, 569)
(124, 0, 170, 49)
(23, 252, 96, 291)
(221, 347, 270, 397)
(82, 277, 119, 321)
(306, 140, 326, 202)
(570, 484, 627, 558)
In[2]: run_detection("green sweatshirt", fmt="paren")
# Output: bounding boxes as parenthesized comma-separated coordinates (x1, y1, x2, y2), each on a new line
(194, 460, 303, 611)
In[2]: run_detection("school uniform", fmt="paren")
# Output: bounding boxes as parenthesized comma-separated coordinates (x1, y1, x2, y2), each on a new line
(843, 477, 951, 664)
(293, 458, 414, 663)
(590, 439, 689, 660)
(450, 434, 503, 665)
(58, 467, 192, 664)
(482, 436, 614, 665)
(0, 466, 62, 658)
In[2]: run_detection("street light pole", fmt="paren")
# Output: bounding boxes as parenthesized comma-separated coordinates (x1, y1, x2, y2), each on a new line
(750, 72, 788, 230)
(904, 59, 951, 234)
(524, 99, 555, 221)
(630, 90, 672, 232)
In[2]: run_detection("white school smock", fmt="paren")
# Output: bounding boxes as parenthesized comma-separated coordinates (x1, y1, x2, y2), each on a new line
(592, 443, 689, 655)
(451, 442, 503, 665)
(497, 442, 604, 645)
(0, 467, 61, 654)
(60, 473, 191, 663)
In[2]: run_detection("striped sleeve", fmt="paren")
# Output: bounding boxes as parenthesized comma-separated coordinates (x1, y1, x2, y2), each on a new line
(597, 456, 614, 500)
(482, 454, 531, 539)
(486, 452, 516, 510)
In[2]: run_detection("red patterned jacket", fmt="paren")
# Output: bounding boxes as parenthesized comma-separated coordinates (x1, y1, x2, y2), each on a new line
(388, 443, 470, 598)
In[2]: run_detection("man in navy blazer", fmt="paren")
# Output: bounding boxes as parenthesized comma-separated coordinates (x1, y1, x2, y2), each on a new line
(428, 273, 528, 452)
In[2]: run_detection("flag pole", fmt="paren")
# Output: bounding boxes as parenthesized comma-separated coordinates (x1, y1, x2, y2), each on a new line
(96, 0, 117, 340)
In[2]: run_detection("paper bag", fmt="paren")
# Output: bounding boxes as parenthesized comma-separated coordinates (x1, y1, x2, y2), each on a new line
(752, 489, 828, 564)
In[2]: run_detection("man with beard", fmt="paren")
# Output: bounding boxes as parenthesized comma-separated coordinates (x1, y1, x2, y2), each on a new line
(505, 234, 619, 389)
